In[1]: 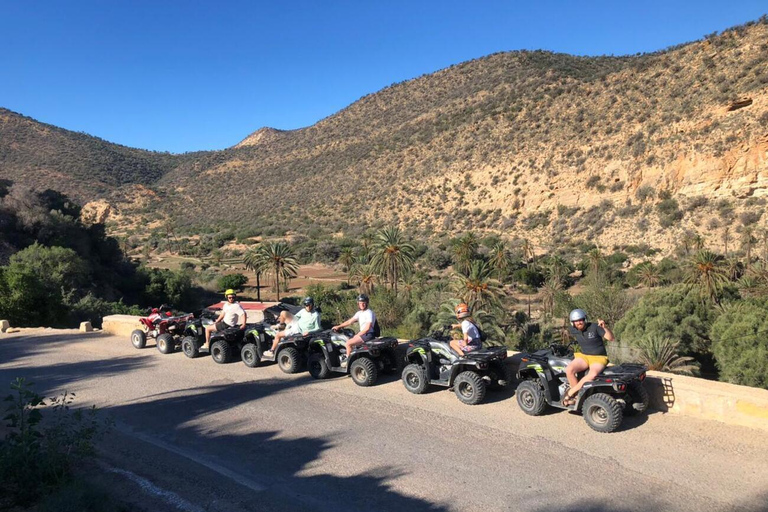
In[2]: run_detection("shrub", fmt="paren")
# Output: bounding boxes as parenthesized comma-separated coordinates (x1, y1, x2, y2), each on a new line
(709, 302, 768, 389)
(217, 273, 248, 292)
(635, 185, 655, 202)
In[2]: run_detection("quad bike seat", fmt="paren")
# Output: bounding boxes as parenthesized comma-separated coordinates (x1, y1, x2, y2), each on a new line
(463, 346, 507, 361)
(364, 337, 398, 349)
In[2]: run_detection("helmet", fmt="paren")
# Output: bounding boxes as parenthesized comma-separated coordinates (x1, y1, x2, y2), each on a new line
(224, 289, 236, 297)
(357, 294, 369, 304)
(303, 297, 314, 307)
(569, 309, 587, 323)
(455, 303, 471, 319)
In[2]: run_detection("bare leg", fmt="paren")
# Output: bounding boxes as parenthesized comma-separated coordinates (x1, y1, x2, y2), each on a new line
(569, 363, 606, 396)
(346, 334, 364, 357)
(204, 324, 217, 350)
(271, 331, 284, 352)
(565, 357, 589, 391)
(449, 339, 465, 356)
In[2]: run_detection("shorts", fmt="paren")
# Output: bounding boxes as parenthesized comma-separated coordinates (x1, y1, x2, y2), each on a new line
(574, 353, 609, 367)
(284, 324, 301, 336)
(360, 332, 376, 342)
(215, 321, 235, 332)
(463, 341, 482, 353)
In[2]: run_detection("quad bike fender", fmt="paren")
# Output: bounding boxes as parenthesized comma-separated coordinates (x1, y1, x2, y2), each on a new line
(518, 369, 559, 403)
(405, 348, 429, 366)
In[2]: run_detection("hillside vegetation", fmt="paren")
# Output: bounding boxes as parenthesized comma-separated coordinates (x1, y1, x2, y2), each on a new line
(1, 18, 767, 252)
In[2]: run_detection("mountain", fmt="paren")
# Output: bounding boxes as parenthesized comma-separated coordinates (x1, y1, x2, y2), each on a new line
(1, 18, 767, 251)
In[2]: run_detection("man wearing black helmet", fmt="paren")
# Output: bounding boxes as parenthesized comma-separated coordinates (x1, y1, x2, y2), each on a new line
(562, 308, 614, 406)
(264, 297, 320, 358)
(332, 294, 379, 368)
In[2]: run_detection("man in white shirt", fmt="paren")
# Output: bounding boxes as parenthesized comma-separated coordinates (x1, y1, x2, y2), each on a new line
(332, 294, 378, 368)
(203, 289, 246, 350)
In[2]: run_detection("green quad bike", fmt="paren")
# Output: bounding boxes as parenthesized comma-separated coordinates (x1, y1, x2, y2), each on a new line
(306, 329, 400, 387)
(240, 325, 320, 374)
(179, 309, 245, 364)
(516, 342, 649, 433)
(401, 326, 512, 405)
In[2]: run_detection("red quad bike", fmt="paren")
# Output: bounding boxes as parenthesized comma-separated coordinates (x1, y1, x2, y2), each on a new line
(131, 305, 190, 354)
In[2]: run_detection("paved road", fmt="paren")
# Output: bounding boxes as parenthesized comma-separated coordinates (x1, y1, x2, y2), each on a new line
(1, 329, 767, 512)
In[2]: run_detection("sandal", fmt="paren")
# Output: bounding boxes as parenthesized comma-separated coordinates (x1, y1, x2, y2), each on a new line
(562, 389, 577, 406)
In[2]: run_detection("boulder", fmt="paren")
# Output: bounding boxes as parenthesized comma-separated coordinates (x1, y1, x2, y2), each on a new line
(79, 321, 93, 333)
(0, 320, 9, 333)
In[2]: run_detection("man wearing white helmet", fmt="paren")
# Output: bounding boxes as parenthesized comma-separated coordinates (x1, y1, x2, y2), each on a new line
(561, 308, 614, 406)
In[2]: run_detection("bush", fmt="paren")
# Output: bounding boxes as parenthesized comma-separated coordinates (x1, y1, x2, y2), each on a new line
(512, 267, 545, 288)
(709, 302, 768, 389)
(217, 273, 248, 292)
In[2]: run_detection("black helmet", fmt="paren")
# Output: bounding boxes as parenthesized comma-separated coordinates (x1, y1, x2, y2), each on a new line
(357, 293, 369, 303)
(303, 297, 314, 307)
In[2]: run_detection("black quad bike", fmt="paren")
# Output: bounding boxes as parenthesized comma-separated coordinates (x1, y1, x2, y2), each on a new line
(240, 324, 315, 374)
(515, 342, 649, 433)
(401, 326, 511, 405)
(179, 309, 240, 364)
(306, 329, 400, 387)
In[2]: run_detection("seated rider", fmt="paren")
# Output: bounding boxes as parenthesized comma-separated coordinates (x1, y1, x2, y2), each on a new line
(332, 293, 378, 368)
(264, 297, 321, 357)
(562, 308, 615, 406)
(203, 289, 247, 351)
(450, 303, 482, 356)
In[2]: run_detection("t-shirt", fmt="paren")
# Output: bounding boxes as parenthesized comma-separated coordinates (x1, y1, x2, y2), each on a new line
(461, 320, 482, 347)
(352, 309, 376, 334)
(293, 308, 321, 334)
(222, 301, 246, 327)
(568, 322, 607, 356)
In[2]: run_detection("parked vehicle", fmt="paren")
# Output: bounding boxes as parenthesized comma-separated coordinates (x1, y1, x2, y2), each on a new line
(130, 305, 190, 354)
(306, 329, 400, 386)
(515, 342, 649, 433)
(401, 326, 510, 405)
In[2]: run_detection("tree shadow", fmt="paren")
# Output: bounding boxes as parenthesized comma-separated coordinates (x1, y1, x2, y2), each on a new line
(0, 331, 94, 366)
(105, 378, 450, 512)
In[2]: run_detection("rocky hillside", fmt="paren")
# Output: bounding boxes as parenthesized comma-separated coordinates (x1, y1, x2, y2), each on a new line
(1, 18, 767, 252)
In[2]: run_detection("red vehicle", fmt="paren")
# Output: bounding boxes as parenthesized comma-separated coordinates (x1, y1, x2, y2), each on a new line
(131, 305, 190, 354)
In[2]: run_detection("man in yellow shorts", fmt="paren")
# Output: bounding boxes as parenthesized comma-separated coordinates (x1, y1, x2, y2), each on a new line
(562, 308, 614, 406)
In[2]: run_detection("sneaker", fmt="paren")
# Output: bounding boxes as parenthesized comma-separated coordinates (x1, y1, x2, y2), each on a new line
(263, 350, 274, 358)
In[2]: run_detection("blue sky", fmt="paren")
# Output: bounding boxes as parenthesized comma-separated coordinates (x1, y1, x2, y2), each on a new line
(1, 1, 765, 153)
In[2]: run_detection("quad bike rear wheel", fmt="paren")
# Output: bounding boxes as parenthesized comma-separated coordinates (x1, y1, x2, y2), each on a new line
(350, 357, 378, 387)
(211, 340, 232, 364)
(131, 329, 147, 349)
(486, 362, 514, 390)
(623, 380, 650, 416)
(583, 393, 623, 433)
(156, 333, 175, 354)
(454, 371, 486, 405)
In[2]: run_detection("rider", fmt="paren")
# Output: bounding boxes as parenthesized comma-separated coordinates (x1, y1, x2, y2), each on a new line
(450, 303, 482, 356)
(203, 289, 247, 351)
(263, 297, 321, 357)
(562, 308, 614, 406)
(332, 293, 378, 368)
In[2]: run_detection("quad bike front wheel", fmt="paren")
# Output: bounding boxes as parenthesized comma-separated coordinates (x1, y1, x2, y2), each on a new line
(241, 343, 260, 368)
(454, 371, 486, 405)
(181, 336, 200, 358)
(156, 333, 175, 354)
(350, 357, 378, 387)
(308, 353, 330, 379)
(583, 393, 623, 433)
(402, 364, 429, 394)
(277, 347, 301, 374)
(516, 379, 547, 416)
(131, 329, 147, 349)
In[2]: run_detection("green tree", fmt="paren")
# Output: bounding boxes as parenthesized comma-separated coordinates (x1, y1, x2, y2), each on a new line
(451, 232, 479, 274)
(370, 226, 415, 294)
(635, 261, 661, 288)
(451, 259, 504, 311)
(633, 335, 699, 374)
(217, 273, 248, 292)
(684, 250, 728, 304)
(709, 301, 768, 389)
(488, 240, 512, 279)
(247, 241, 299, 300)
(350, 263, 377, 295)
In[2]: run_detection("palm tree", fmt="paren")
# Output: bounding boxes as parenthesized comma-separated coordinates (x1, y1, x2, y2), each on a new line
(724, 257, 744, 282)
(635, 261, 661, 288)
(546, 255, 570, 286)
(488, 240, 511, 279)
(684, 250, 728, 304)
(338, 247, 356, 283)
(350, 263, 377, 295)
(451, 232, 479, 274)
(540, 277, 562, 319)
(723, 226, 730, 257)
(246, 241, 299, 300)
(586, 248, 605, 283)
(451, 259, 504, 311)
(370, 226, 415, 294)
(633, 335, 699, 375)
(741, 226, 756, 268)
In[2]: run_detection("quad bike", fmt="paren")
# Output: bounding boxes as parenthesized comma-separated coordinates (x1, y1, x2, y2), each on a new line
(130, 305, 190, 354)
(515, 342, 649, 433)
(180, 309, 250, 364)
(401, 326, 511, 405)
(240, 325, 321, 374)
(306, 329, 400, 387)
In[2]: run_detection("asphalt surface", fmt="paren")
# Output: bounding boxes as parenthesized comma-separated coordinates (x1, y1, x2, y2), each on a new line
(1, 329, 767, 512)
